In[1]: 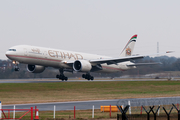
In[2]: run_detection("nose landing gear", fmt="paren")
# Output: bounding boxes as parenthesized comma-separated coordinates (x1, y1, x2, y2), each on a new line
(13, 61, 20, 71)
(15, 66, 20, 71)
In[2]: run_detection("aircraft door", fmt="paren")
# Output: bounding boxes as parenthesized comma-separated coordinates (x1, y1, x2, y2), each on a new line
(44, 51, 47, 59)
(24, 48, 28, 56)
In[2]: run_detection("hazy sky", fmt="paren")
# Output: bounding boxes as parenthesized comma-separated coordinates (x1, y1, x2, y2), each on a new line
(0, 0, 180, 60)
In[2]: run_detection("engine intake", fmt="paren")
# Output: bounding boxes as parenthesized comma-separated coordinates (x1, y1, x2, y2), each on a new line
(73, 60, 92, 72)
(27, 65, 45, 73)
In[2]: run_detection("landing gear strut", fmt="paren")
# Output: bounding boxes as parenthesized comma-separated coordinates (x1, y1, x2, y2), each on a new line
(82, 73, 94, 80)
(56, 69, 68, 81)
(13, 61, 20, 71)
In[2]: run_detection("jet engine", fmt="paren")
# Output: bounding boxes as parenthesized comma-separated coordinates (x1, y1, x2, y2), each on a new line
(27, 65, 45, 73)
(73, 60, 92, 72)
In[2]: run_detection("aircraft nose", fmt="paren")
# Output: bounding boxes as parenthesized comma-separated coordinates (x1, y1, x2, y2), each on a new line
(5, 47, 17, 59)
(5, 51, 10, 57)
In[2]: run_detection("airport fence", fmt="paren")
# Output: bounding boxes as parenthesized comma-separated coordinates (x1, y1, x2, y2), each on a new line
(0, 105, 180, 120)
(1, 98, 180, 120)
(38, 104, 180, 120)
(117, 114, 178, 120)
(116, 103, 180, 120)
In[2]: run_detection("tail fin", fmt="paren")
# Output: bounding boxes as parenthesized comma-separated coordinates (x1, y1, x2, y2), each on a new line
(119, 34, 137, 57)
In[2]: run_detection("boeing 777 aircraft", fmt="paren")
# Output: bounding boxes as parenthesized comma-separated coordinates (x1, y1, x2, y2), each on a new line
(5, 35, 168, 81)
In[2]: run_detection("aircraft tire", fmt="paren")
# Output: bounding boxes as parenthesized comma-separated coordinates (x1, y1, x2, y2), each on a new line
(58, 75, 63, 80)
(65, 77, 68, 81)
(87, 76, 90, 80)
(82, 74, 85, 78)
(15, 68, 20, 71)
(56, 75, 59, 78)
(91, 76, 94, 80)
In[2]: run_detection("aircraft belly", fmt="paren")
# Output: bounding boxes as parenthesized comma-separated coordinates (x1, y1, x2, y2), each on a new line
(16, 56, 66, 68)
(100, 64, 123, 73)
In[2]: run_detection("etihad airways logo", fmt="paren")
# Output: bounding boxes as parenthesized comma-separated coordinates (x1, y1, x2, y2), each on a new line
(48, 50, 83, 60)
(126, 47, 131, 56)
(31, 48, 40, 53)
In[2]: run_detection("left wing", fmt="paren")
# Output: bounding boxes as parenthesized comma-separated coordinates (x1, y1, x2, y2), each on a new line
(89, 55, 144, 65)
(66, 55, 144, 65)
(66, 51, 172, 65)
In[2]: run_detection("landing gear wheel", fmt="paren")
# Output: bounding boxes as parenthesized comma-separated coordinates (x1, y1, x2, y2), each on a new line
(91, 76, 94, 80)
(56, 75, 60, 78)
(82, 74, 86, 78)
(15, 68, 20, 71)
(56, 69, 68, 81)
(65, 77, 68, 81)
(82, 74, 94, 81)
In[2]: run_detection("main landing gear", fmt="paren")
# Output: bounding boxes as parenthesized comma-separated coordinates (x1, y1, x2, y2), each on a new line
(56, 69, 68, 81)
(82, 73, 94, 80)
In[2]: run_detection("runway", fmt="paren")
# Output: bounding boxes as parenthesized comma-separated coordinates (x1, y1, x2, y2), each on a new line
(0, 78, 169, 83)
(2, 97, 180, 111)
(1, 78, 179, 111)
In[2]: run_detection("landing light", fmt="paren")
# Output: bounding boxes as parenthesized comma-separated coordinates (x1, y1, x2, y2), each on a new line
(12, 61, 16, 64)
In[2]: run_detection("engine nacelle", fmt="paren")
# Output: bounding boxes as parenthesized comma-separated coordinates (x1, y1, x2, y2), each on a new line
(27, 65, 45, 73)
(73, 60, 92, 72)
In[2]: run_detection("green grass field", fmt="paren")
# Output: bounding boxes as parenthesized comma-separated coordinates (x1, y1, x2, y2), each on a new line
(0, 80, 180, 104)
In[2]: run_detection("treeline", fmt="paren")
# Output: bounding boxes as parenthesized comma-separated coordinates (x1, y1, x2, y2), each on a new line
(0, 56, 180, 79)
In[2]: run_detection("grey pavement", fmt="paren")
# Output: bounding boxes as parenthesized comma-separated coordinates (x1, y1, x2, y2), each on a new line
(0, 78, 169, 83)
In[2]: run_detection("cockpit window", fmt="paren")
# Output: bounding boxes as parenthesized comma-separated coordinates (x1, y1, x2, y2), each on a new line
(8, 49, 16, 51)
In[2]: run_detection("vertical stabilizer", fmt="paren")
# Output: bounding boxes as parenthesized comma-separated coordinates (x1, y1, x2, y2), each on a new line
(119, 35, 137, 57)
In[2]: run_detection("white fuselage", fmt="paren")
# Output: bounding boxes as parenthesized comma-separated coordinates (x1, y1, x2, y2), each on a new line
(6, 45, 135, 73)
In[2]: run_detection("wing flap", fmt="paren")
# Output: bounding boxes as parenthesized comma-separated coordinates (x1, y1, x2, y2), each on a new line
(127, 62, 162, 66)
(90, 55, 144, 65)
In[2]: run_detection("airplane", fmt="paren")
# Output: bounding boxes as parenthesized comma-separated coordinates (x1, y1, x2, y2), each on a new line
(5, 35, 168, 81)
